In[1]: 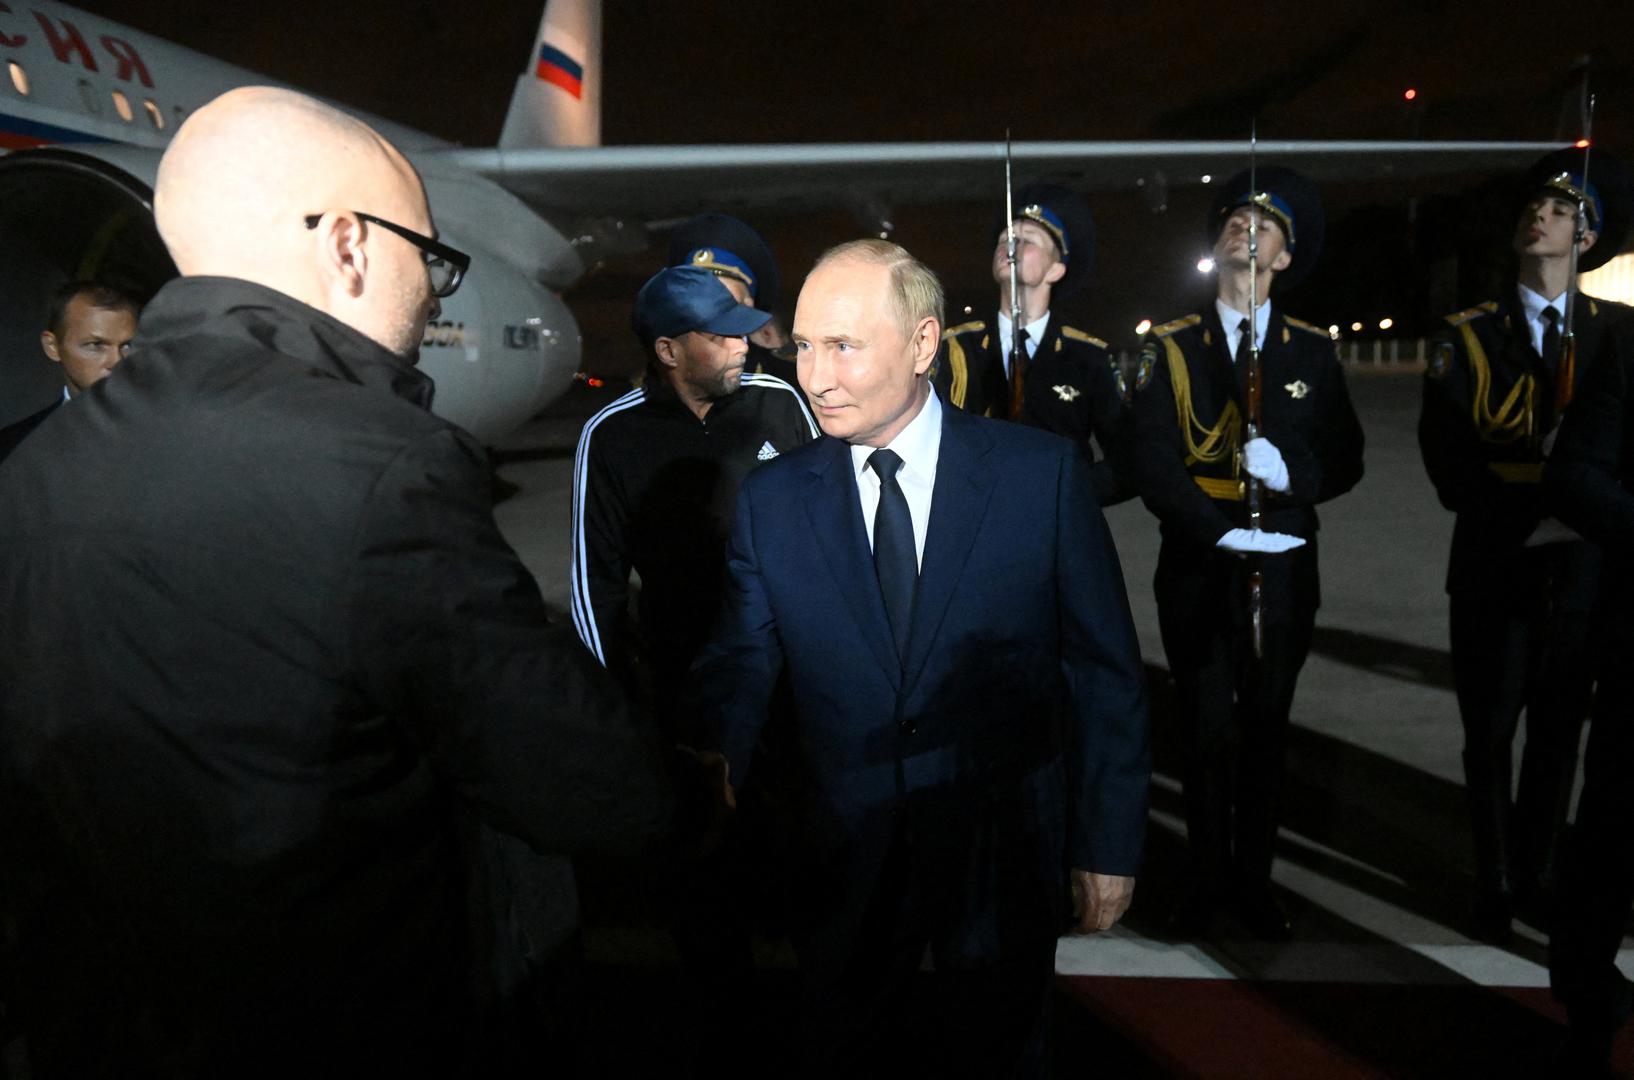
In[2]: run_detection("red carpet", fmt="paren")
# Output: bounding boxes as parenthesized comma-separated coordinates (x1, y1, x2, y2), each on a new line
(1058, 975, 1634, 1077)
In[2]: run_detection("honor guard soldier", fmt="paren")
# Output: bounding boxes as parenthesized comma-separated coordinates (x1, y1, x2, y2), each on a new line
(1130, 167, 1365, 939)
(667, 212, 801, 388)
(933, 183, 1132, 503)
(1545, 316, 1634, 1073)
(1420, 147, 1632, 943)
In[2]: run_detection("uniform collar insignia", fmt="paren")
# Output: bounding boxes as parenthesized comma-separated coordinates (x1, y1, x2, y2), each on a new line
(1053, 384, 1081, 402)
(1284, 379, 1309, 399)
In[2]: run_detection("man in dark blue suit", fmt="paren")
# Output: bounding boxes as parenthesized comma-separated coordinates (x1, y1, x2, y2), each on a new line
(693, 239, 1148, 1076)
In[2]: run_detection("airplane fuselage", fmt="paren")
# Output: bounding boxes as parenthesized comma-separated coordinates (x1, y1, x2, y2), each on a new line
(0, 1, 581, 445)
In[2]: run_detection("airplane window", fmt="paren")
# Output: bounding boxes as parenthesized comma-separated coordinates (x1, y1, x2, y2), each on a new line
(111, 90, 134, 123)
(7, 62, 27, 97)
(173, 105, 188, 126)
(76, 79, 98, 115)
(144, 99, 164, 130)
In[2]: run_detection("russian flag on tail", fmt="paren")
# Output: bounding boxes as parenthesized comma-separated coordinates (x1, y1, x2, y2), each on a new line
(535, 43, 584, 99)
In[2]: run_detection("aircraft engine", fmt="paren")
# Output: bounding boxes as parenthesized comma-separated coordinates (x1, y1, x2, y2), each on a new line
(0, 146, 578, 445)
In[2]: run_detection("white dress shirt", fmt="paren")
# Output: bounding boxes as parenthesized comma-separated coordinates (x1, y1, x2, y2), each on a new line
(1516, 283, 1567, 357)
(61, 386, 71, 403)
(851, 388, 942, 569)
(1217, 298, 1271, 360)
(995, 310, 1051, 375)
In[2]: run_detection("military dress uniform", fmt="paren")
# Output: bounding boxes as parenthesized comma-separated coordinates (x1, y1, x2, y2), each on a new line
(934, 315, 1131, 503)
(1419, 147, 1634, 942)
(1131, 302, 1364, 912)
(667, 213, 805, 397)
(1545, 317, 1634, 1060)
(1420, 288, 1630, 929)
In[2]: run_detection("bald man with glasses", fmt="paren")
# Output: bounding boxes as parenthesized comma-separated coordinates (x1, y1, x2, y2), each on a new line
(0, 87, 671, 1077)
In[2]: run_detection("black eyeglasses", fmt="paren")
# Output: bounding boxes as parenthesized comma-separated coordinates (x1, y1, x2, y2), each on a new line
(304, 211, 470, 298)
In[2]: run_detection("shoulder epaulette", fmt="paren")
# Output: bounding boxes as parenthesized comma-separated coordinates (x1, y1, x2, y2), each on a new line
(942, 320, 986, 340)
(1442, 300, 1499, 327)
(1283, 315, 1329, 337)
(1150, 314, 1202, 338)
(1060, 325, 1109, 349)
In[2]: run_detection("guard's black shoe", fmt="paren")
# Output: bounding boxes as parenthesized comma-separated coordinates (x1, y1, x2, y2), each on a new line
(1234, 889, 1293, 942)
(1555, 973, 1634, 1077)
(1469, 891, 1514, 945)
(1165, 890, 1221, 941)
(1513, 877, 1555, 934)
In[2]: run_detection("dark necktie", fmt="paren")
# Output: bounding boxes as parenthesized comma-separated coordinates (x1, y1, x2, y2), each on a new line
(1007, 328, 1029, 420)
(1541, 306, 1561, 370)
(1235, 317, 1253, 367)
(868, 448, 917, 663)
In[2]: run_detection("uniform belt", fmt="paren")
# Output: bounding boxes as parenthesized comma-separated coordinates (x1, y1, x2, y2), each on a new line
(1193, 475, 1245, 501)
(1487, 462, 1543, 484)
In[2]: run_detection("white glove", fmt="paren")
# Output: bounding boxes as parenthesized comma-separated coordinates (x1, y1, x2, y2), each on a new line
(1216, 528, 1307, 554)
(1524, 517, 1580, 548)
(1242, 437, 1291, 493)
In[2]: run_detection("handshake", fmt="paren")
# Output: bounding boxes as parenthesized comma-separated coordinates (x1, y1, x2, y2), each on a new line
(674, 745, 737, 855)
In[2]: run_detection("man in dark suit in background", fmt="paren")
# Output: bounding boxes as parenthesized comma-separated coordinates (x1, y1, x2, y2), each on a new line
(0, 281, 138, 461)
(693, 238, 1148, 1077)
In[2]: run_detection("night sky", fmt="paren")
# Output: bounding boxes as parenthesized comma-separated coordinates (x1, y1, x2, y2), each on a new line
(60, 1, 1634, 365)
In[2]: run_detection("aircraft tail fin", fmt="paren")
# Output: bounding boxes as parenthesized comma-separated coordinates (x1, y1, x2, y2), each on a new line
(499, 0, 602, 149)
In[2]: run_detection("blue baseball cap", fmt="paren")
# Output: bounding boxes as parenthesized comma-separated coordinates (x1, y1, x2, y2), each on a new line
(632, 265, 772, 345)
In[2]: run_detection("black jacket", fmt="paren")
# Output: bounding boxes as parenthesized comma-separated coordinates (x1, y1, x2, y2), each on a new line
(1548, 318, 1634, 635)
(0, 399, 58, 463)
(569, 371, 815, 702)
(1129, 303, 1365, 622)
(932, 314, 1133, 504)
(1420, 287, 1629, 600)
(0, 277, 671, 1077)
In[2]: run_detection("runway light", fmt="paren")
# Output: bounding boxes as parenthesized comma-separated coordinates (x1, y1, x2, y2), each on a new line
(1200, 174, 1213, 184)
(1379, 317, 1394, 331)
(1577, 139, 1591, 149)
(1403, 88, 1418, 102)
(1196, 257, 1216, 273)
(1135, 319, 1153, 336)
(1351, 321, 1364, 332)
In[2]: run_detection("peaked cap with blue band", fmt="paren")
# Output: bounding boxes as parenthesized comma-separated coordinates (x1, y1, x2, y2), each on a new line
(1208, 166, 1325, 291)
(990, 182, 1096, 299)
(665, 213, 783, 312)
(1517, 146, 1631, 274)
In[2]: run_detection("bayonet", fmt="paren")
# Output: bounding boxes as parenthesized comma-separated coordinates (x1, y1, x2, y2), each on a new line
(1005, 131, 1026, 420)
(1245, 118, 1266, 659)
(1555, 91, 1595, 422)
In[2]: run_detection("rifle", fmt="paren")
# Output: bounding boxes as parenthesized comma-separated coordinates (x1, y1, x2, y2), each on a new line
(1244, 120, 1265, 659)
(1555, 92, 1595, 422)
(1005, 131, 1027, 420)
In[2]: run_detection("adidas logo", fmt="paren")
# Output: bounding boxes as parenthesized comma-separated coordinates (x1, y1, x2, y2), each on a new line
(756, 441, 779, 461)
